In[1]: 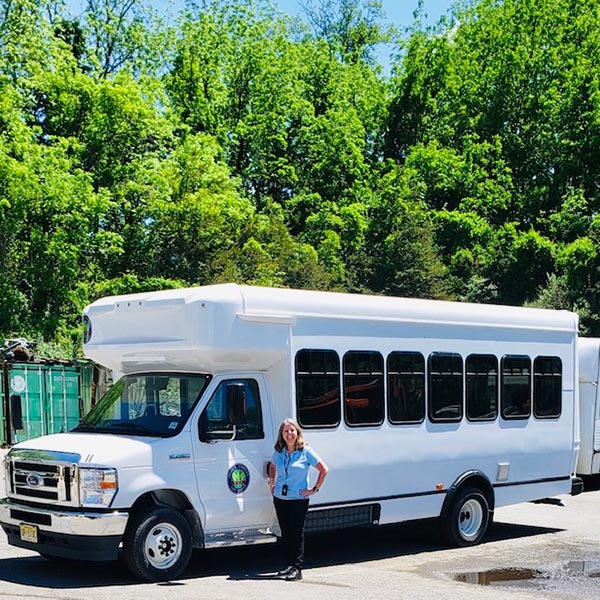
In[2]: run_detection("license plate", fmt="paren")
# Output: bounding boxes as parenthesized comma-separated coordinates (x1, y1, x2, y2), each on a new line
(19, 523, 38, 544)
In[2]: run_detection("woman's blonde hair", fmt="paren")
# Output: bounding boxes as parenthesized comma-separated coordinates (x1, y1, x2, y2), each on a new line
(274, 418, 306, 452)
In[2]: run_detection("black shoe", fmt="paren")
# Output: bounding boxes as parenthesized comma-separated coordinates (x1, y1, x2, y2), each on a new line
(277, 566, 293, 577)
(284, 568, 302, 581)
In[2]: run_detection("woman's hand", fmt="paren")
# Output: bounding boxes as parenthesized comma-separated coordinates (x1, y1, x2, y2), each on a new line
(300, 487, 318, 497)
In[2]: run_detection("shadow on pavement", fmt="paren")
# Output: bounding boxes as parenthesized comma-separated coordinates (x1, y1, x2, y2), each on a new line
(0, 518, 562, 589)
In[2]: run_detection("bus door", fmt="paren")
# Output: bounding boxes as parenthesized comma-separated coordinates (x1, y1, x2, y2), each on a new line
(192, 374, 274, 537)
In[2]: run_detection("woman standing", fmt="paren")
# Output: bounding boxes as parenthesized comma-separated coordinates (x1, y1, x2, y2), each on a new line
(269, 418, 328, 581)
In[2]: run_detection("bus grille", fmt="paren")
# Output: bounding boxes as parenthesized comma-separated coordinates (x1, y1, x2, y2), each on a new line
(5, 455, 79, 507)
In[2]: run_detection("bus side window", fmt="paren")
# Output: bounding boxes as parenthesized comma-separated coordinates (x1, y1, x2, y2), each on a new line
(387, 351, 425, 424)
(296, 349, 341, 428)
(501, 355, 531, 419)
(343, 350, 384, 427)
(533, 356, 562, 418)
(466, 354, 498, 421)
(428, 352, 463, 422)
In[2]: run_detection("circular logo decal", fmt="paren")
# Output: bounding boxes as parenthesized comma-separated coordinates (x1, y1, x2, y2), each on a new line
(227, 464, 250, 494)
(83, 315, 92, 344)
(26, 473, 43, 488)
(11, 375, 26, 393)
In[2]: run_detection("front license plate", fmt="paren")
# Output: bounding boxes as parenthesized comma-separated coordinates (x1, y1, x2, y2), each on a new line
(19, 523, 38, 544)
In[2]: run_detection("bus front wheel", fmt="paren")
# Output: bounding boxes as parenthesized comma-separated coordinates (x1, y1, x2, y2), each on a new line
(441, 487, 490, 547)
(123, 506, 193, 581)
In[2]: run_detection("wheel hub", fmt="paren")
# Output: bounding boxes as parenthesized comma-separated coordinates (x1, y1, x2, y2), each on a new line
(158, 536, 176, 556)
(144, 523, 183, 569)
(458, 498, 484, 541)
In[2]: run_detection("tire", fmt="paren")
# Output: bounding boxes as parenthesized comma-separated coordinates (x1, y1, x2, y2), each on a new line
(441, 487, 490, 547)
(122, 506, 193, 582)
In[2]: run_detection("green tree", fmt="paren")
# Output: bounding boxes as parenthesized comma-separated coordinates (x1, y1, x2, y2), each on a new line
(80, 0, 167, 78)
(301, 0, 392, 64)
(362, 162, 448, 298)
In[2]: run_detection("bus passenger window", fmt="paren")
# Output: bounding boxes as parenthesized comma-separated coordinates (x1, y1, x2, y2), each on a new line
(343, 351, 384, 426)
(534, 356, 562, 418)
(296, 349, 341, 428)
(466, 354, 498, 421)
(387, 352, 425, 424)
(428, 353, 463, 422)
(501, 355, 531, 419)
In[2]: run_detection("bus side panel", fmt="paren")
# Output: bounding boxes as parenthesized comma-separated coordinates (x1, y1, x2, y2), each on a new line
(290, 327, 576, 521)
(376, 494, 445, 525)
(494, 479, 572, 508)
(577, 382, 598, 475)
(577, 339, 600, 476)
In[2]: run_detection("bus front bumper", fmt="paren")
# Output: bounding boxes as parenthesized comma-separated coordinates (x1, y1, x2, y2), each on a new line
(0, 497, 128, 561)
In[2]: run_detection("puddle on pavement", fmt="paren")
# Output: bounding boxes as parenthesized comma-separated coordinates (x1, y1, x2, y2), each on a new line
(455, 567, 541, 586)
(453, 561, 600, 588)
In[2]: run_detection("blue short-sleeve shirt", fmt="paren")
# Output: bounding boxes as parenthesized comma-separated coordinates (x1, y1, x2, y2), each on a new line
(272, 446, 321, 500)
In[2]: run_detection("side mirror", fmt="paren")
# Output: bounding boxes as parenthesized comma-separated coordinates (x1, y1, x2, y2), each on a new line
(226, 384, 247, 426)
(10, 395, 24, 430)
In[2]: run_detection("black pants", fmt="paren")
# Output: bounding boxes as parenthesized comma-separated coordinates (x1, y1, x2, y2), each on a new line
(273, 497, 309, 570)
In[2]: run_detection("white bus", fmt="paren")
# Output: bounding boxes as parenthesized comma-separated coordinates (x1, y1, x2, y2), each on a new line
(577, 337, 600, 475)
(0, 284, 582, 581)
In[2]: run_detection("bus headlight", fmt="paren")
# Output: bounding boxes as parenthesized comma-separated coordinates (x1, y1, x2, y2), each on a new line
(79, 468, 118, 507)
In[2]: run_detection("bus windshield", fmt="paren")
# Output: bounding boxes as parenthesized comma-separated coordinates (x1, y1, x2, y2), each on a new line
(72, 373, 211, 437)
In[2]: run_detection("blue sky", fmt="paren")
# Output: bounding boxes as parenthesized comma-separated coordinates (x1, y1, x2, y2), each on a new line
(275, 1, 457, 71)
(66, 0, 456, 71)
(67, 1, 455, 27)
(277, 0, 454, 26)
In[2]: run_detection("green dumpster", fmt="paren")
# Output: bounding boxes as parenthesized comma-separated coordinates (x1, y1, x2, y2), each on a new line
(5, 363, 82, 444)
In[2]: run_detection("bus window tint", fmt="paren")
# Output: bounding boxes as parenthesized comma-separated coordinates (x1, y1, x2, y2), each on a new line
(466, 354, 498, 421)
(534, 356, 562, 418)
(200, 379, 263, 441)
(428, 353, 463, 422)
(387, 352, 425, 424)
(295, 349, 341, 428)
(343, 351, 384, 426)
(501, 355, 531, 419)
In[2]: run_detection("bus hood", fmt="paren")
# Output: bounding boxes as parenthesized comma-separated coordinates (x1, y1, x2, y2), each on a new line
(8, 432, 165, 469)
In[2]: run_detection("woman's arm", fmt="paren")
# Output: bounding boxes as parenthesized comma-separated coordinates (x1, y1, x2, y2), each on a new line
(301, 461, 329, 497)
(268, 461, 276, 495)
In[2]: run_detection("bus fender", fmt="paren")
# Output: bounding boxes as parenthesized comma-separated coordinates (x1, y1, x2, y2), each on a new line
(128, 489, 205, 548)
(439, 470, 495, 519)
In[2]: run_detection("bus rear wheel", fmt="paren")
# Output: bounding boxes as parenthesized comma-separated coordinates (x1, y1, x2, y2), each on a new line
(441, 487, 490, 547)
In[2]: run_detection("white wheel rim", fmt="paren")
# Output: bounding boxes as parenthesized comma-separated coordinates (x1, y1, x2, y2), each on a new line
(143, 522, 183, 570)
(458, 498, 484, 541)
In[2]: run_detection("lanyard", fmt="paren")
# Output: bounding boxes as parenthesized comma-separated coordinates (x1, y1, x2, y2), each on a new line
(284, 451, 291, 479)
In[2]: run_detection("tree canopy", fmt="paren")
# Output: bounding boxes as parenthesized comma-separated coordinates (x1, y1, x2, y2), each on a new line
(1, 0, 599, 355)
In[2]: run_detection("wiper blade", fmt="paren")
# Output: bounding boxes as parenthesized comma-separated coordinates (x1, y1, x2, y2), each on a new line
(71, 425, 98, 433)
(105, 421, 153, 433)
(73, 420, 164, 436)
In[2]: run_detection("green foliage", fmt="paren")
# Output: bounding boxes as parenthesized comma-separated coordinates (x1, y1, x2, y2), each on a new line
(91, 274, 185, 298)
(3, 0, 600, 351)
(302, 0, 394, 64)
(484, 225, 556, 304)
(362, 163, 448, 298)
(544, 187, 592, 242)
